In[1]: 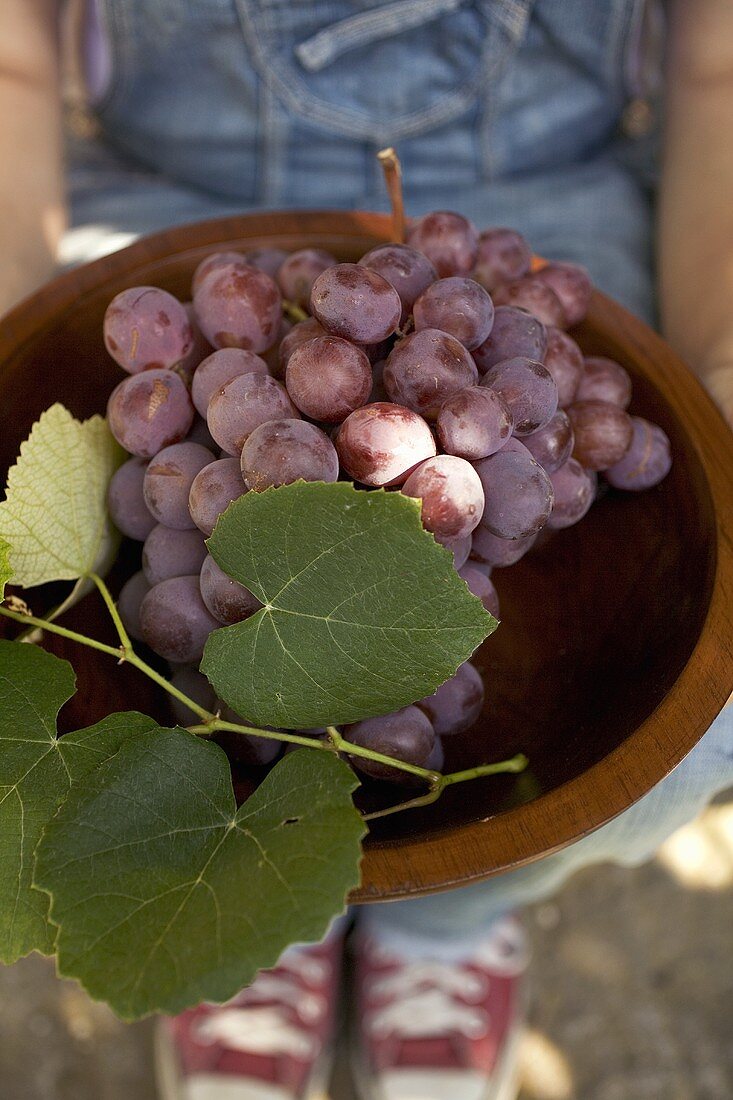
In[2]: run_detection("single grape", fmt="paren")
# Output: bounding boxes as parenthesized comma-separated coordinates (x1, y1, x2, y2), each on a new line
(492, 277, 567, 328)
(191, 348, 270, 417)
(191, 251, 247, 295)
(199, 553, 262, 625)
(547, 458, 597, 528)
(189, 457, 248, 536)
(310, 263, 401, 345)
(472, 305, 547, 375)
(465, 558, 493, 578)
(543, 327, 584, 407)
(470, 526, 538, 567)
(482, 356, 558, 436)
(186, 416, 218, 451)
(142, 524, 207, 587)
(277, 248, 337, 308)
(605, 417, 672, 490)
(534, 261, 592, 326)
(567, 400, 634, 470)
(103, 286, 193, 374)
(436, 531, 472, 570)
(335, 402, 436, 486)
(406, 211, 479, 277)
(169, 665, 217, 726)
(576, 356, 632, 408)
(458, 565, 500, 618)
(277, 317, 326, 376)
(107, 456, 156, 541)
(140, 575, 220, 663)
(472, 228, 532, 291)
(117, 570, 150, 641)
(358, 243, 437, 323)
(107, 369, 194, 458)
(142, 441, 215, 529)
(206, 372, 299, 456)
(402, 455, 484, 540)
(523, 409, 574, 473)
(345, 706, 436, 782)
(417, 662, 484, 736)
(474, 439, 554, 538)
(241, 419, 339, 491)
(193, 261, 282, 353)
(436, 385, 512, 460)
(384, 329, 478, 421)
(178, 303, 214, 381)
(425, 736, 445, 772)
(413, 277, 494, 350)
(242, 247, 290, 279)
(285, 335, 372, 422)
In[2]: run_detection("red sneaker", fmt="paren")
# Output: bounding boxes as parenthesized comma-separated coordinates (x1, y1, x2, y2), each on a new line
(353, 915, 529, 1100)
(156, 936, 342, 1100)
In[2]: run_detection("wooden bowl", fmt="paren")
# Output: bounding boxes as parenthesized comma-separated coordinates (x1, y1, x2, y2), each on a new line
(2, 210, 732, 902)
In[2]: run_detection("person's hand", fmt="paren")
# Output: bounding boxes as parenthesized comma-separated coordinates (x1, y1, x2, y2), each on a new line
(705, 364, 733, 429)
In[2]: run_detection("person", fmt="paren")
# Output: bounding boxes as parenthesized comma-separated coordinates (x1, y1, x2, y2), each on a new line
(2, 2, 732, 1098)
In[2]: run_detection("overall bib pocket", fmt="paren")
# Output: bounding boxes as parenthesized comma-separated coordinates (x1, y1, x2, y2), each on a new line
(235, 0, 533, 142)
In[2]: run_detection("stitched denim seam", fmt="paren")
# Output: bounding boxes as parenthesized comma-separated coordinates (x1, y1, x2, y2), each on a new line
(606, 0, 642, 97)
(294, 0, 464, 73)
(235, 0, 532, 143)
(258, 79, 285, 206)
(92, 0, 131, 119)
(479, 0, 534, 181)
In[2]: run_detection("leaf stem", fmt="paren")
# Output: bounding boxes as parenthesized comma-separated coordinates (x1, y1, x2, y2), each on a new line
(0, 600, 214, 723)
(90, 573, 132, 652)
(127, 654, 214, 722)
(363, 753, 529, 821)
(15, 576, 90, 644)
(0, 604, 125, 660)
(325, 725, 437, 781)
(0, 602, 528, 817)
(188, 720, 324, 750)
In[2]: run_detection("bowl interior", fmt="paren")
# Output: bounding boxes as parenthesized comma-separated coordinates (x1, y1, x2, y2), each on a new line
(1, 210, 730, 899)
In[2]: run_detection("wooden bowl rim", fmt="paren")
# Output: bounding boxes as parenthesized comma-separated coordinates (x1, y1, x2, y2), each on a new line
(2, 209, 732, 902)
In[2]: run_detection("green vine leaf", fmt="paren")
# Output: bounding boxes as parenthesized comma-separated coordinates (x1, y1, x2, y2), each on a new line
(0, 640, 157, 963)
(202, 482, 496, 728)
(0, 537, 10, 600)
(0, 404, 124, 588)
(35, 731, 364, 1020)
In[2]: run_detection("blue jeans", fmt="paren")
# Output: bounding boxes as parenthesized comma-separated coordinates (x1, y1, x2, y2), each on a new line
(64, 0, 732, 938)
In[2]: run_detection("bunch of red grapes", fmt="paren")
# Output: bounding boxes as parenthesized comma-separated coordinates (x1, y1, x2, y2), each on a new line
(106, 211, 672, 779)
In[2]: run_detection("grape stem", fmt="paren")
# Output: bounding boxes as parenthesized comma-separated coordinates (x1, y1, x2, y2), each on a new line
(15, 576, 91, 644)
(362, 755, 529, 821)
(0, 583, 528, 815)
(0, 593, 213, 723)
(377, 147, 406, 244)
(90, 573, 132, 651)
(282, 299, 309, 324)
(324, 724, 437, 781)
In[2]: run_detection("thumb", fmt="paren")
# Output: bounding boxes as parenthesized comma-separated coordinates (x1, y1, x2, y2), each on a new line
(703, 365, 733, 430)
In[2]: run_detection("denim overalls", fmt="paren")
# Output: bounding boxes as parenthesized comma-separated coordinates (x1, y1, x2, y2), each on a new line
(66, 0, 733, 935)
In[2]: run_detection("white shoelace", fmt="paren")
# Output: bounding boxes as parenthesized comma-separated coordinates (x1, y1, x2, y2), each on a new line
(194, 951, 328, 1058)
(368, 962, 488, 1040)
(365, 916, 529, 1041)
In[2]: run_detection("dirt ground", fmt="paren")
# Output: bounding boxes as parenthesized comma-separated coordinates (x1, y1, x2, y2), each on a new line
(1, 798, 731, 1100)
